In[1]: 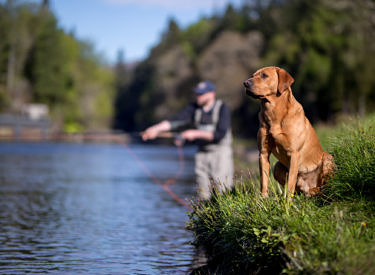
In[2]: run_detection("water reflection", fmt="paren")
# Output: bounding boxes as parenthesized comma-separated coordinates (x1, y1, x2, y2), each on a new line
(0, 142, 203, 273)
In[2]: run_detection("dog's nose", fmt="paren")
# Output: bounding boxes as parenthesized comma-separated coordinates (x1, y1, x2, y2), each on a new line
(243, 80, 253, 88)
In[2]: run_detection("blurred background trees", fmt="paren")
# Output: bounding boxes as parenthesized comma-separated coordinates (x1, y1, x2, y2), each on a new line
(0, 0, 114, 132)
(114, 0, 375, 137)
(1, 0, 374, 137)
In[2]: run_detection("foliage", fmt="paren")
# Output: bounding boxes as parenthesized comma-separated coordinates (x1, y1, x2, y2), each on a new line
(116, 0, 375, 137)
(261, 0, 375, 122)
(188, 114, 375, 274)
(2, 0, 375, 135)
(26, 12, 68, 106)
(181, 18, 216, 59)
(0, 1, 115, 131)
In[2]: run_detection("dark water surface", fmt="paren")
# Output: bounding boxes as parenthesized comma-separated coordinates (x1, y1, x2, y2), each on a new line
(0, 142, 200, 274)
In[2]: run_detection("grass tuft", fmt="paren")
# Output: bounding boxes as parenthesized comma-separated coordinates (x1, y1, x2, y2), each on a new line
(188, 114, 375, 274)
(324, 116, 375, 200)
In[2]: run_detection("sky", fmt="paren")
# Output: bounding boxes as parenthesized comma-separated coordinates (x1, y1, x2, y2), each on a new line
(47, 0, 244, 64)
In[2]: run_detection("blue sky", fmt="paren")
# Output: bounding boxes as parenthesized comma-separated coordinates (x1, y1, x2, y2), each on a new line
(48, 0, 243, 64)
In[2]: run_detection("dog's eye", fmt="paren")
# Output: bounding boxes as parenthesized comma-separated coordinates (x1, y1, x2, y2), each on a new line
(261, 73, 268, 79)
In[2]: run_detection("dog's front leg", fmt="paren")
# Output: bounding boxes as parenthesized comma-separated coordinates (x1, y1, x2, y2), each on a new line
(259, 149, 271, 196)
(258, 126, 271, 197)
(287, 152, 299, 194)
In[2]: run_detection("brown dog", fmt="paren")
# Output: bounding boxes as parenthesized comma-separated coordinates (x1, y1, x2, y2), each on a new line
(243, 66, 335, 196)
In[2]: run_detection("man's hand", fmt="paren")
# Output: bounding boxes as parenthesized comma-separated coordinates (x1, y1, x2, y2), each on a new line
(141, 120, 172, 141)
(141, 128, 159, 141)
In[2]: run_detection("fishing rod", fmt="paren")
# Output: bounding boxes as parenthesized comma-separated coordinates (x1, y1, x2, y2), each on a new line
(138, 131, 185, 145)
(2, 130, 185, 144)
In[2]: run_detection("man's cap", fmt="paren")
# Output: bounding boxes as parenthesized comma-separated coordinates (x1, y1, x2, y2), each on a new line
(194, 81, 216, 95)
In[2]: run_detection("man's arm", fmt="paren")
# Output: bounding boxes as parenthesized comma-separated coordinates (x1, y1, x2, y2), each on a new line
(180, 129, 214, 142)
(141, 120, 171, 141)
(142, 103, 196, 141)
(213, 103, 231, 143)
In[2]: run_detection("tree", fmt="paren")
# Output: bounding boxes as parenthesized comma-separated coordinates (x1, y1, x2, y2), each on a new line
(113, 49, 132, 130)
(25, 9, 69, 106)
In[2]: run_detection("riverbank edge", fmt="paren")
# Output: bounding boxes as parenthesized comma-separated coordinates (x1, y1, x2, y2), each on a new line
(187, 114, 375, 274)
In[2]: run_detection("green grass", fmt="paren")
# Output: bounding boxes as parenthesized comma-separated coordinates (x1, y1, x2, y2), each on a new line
(187, 114, 375, 274)
(325, 115, 375, 201)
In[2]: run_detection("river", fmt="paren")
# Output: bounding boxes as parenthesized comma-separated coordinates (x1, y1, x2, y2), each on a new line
(0, 142, 202, 274)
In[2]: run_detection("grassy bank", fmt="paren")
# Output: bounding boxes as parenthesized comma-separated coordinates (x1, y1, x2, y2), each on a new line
(187, 114, 375, 274)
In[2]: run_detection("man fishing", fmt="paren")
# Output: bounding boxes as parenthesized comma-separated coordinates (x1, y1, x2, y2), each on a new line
(142, 81, 234, 200)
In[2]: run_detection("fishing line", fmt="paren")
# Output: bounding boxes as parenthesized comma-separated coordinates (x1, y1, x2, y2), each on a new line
(4, 132, 191, 210)
(114, 136, 191, 210)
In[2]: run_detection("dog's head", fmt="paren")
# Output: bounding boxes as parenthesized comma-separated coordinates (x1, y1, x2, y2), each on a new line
(243, 66, 294, 100)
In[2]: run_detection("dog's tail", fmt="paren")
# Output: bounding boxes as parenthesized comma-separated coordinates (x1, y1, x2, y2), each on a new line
(322, 152, 336, 182)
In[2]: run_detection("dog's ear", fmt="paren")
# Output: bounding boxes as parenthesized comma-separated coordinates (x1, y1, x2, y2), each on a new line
(277, 68, 294, 95)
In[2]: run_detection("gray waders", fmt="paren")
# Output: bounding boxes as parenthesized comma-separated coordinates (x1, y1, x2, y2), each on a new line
(194, 100, 234, 200)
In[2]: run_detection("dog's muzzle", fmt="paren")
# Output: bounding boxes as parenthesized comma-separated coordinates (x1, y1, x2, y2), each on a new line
(243, 80, 260, 99)
(243, 80, 253, 89)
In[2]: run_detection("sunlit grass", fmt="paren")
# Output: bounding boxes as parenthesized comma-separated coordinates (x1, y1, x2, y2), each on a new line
(188, 114, 375, 274)
(324, 114, 375, 201)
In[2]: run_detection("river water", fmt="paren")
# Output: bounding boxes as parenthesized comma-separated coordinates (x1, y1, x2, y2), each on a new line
(0, 142, 201, 274)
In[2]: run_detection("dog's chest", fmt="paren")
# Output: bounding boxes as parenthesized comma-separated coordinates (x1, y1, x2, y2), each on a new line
(269, 133, 289, 160)
(261, 107, 295, 154)
(268, 122, 289, 146)
(267, 123, 292, 163)
(269, 122, 283, 137)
